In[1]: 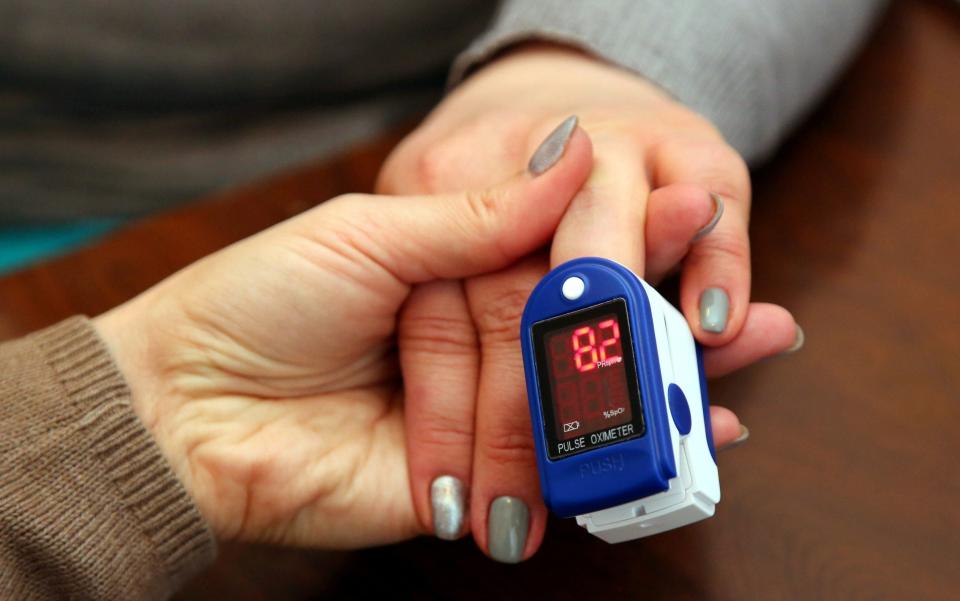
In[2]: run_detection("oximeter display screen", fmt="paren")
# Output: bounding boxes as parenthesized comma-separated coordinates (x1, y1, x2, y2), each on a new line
(533, 299, 644, 459)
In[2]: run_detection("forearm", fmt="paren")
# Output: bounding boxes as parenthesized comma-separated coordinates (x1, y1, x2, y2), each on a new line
(0, 318, 215, 600)
(453, 0, 887, 163)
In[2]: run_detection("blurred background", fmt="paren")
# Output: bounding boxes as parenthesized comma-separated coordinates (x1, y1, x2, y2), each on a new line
(0, 0, 495, 273)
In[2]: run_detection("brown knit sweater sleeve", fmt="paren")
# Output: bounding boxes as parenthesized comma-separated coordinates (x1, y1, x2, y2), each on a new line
(0, 317, 216, 600)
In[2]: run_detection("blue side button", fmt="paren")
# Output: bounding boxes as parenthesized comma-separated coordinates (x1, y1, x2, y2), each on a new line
(667, 384, 692, 436)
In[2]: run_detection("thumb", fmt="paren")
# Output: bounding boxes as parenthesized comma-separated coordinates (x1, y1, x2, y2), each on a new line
(327, 117, 592, 284)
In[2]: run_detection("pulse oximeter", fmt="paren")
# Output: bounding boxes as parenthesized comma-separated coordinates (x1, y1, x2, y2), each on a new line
(520, 257, 720, 543)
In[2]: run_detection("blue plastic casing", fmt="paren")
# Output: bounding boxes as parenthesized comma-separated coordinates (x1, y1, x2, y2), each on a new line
(521, 257, 678, 517)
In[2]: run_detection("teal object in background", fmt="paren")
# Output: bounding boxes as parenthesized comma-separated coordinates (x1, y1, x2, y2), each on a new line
(0, 219, 124, 276)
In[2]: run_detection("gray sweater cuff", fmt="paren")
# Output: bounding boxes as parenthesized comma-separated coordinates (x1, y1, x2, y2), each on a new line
(452, 0, 886, 164)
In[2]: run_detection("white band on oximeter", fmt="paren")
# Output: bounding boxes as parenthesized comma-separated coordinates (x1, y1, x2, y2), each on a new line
(520, 257, 720, 543)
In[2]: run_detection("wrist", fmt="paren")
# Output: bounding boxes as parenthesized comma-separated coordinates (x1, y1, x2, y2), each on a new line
(463, 40, 675, 110)
(27, 317, 217, 582)
(94, 295, 223, 529)
(93, 296, 164, 445)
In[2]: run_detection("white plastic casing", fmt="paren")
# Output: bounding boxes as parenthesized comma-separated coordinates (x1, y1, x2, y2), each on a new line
(574, 281, 720, 543)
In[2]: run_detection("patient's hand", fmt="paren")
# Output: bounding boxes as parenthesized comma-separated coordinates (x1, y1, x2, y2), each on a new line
(377, 46, 801, 561)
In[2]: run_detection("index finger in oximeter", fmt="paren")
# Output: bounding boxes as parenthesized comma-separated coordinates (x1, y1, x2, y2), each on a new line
(520, 257, 720, 543)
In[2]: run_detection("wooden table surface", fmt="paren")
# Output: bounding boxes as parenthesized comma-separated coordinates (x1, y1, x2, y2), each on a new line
(2, 1, 958, 599)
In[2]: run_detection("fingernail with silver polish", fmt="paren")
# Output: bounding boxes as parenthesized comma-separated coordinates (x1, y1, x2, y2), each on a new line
(719, 424, 750, 451)
(691, 193, 725, 242)
(700, 288, 729, 333)
(431, 475, 465, 541)
(488, 496, 529, 563)
(783, 324, 805, 354)
(528, 115, 578, 176)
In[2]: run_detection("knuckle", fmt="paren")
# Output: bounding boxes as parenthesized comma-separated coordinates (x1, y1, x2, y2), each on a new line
(416, 144, 453, 194)
(695, 145, 751, 202)
(481, 425, 536, 468)
(399, 313, 478, 356)
(377, 129, 433, 194)
(416, 111, 533, 193)
(655, 138, 751, 204)
(471, 286, 530, 344)
(712, 151, 751, 200)
(463, 186, 506, 232)
(698, 228, 751, 266)
(412, 410, 475, 450)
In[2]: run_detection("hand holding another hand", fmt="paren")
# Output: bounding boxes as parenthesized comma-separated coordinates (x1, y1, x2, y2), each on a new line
(95, 126, 594, 550)
(377, 46, 801, 561)
(95, 47, 802, 565)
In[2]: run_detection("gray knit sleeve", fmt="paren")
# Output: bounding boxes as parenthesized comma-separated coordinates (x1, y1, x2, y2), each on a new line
(451, 0, 887, 164)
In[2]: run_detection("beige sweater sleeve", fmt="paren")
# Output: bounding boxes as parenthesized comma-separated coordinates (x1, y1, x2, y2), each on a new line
(0, 317, 216, 600)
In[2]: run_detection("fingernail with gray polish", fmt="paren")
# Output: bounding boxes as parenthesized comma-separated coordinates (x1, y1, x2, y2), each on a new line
(700, 288, 730, 333)
(719, 425, 750, 451)
(488, 496, 529, 563)
(431, 475, 465, 541)
(691, 193, 725, 242)
(783, 324, 805, 354)
(528, 115, 578, 176)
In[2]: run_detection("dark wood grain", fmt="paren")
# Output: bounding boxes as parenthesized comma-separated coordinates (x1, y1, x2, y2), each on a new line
(2, 1, 958, 599)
